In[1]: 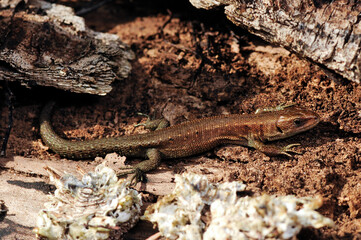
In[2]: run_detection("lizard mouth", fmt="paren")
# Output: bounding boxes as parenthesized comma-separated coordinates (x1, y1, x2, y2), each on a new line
(298, 111, 320, 132)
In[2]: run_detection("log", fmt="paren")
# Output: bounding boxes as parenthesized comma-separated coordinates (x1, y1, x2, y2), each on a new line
(0, 0, 134, 95)
(189, 0, 361, 84)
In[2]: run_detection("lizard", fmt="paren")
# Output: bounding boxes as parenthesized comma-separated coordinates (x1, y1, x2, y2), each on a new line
(40, 102, 320, 182)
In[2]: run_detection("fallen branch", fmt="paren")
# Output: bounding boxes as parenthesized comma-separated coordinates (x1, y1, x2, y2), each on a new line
(0, 0, 134, 95)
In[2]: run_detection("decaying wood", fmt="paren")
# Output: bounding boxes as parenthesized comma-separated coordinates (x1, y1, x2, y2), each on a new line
(0, 0, 134, 95)
(190, 0, 361, 84)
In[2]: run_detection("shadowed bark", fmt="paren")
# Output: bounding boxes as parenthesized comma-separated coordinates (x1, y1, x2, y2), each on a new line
(0, 0, 134, 95)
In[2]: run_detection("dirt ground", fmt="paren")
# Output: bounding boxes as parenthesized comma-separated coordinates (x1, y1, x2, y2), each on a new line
(0, 0, 361, 239)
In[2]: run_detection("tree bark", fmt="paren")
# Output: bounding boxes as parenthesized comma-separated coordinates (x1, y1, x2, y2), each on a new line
(0, 0, 134, 95)
(190, 0, 361, 84)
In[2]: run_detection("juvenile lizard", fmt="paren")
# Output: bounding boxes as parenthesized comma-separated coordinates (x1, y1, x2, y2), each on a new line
(40, 103, 320, 182)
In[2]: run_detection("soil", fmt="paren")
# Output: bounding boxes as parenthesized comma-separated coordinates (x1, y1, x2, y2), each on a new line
(0, 0, 360, 239)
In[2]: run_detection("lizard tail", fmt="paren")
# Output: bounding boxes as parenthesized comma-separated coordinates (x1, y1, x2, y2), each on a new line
(40, 102, 128, 159)
(40, 101, 72, 157)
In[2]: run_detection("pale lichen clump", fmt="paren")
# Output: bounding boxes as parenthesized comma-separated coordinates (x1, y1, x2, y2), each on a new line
(34, 163, 142, 240)
(144, 173, 334, 240)
(144, 174, 247, 239)
(205, 195, 334, 240)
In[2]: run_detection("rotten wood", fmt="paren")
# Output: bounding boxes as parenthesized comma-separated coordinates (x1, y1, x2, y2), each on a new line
(0, 0, 134, 95)
(189, 0, 361, 84)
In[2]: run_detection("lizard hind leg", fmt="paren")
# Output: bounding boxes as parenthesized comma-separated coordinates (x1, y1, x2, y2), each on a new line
(117, 148, 162, 185)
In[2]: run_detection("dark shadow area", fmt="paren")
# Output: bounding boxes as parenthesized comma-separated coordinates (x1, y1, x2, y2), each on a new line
(0, 218, 33, 239)
(7, 180, 55, 195)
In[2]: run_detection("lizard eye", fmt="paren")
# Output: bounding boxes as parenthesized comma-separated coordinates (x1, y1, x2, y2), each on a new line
(293, 118, 301, 127)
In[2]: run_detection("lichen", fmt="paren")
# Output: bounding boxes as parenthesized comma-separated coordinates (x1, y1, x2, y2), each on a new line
(34, 163, 142, 240)
(144, 173, 334, 240)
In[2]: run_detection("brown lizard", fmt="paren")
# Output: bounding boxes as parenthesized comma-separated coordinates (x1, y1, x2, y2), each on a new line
(40, 103, 320, 182)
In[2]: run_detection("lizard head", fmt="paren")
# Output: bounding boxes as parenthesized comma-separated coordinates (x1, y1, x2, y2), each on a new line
(266, 106, 320, 141)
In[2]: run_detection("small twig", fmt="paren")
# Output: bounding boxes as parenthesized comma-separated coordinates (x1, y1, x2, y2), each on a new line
(188, 21, 206, 89)
(146, 9, 173, 40)
(162, 40, 196, 54)
(158, 9, 173, 38)
(145, 232, 162, 240)
(0, 82, 15, 157)
(76, 0, 114, 16)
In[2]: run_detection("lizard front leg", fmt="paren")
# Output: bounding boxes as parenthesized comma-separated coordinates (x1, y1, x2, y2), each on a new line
(248, 136, 301, 157)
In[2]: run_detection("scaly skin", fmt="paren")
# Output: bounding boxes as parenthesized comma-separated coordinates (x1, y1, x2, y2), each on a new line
(40, 103, 320, 181)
